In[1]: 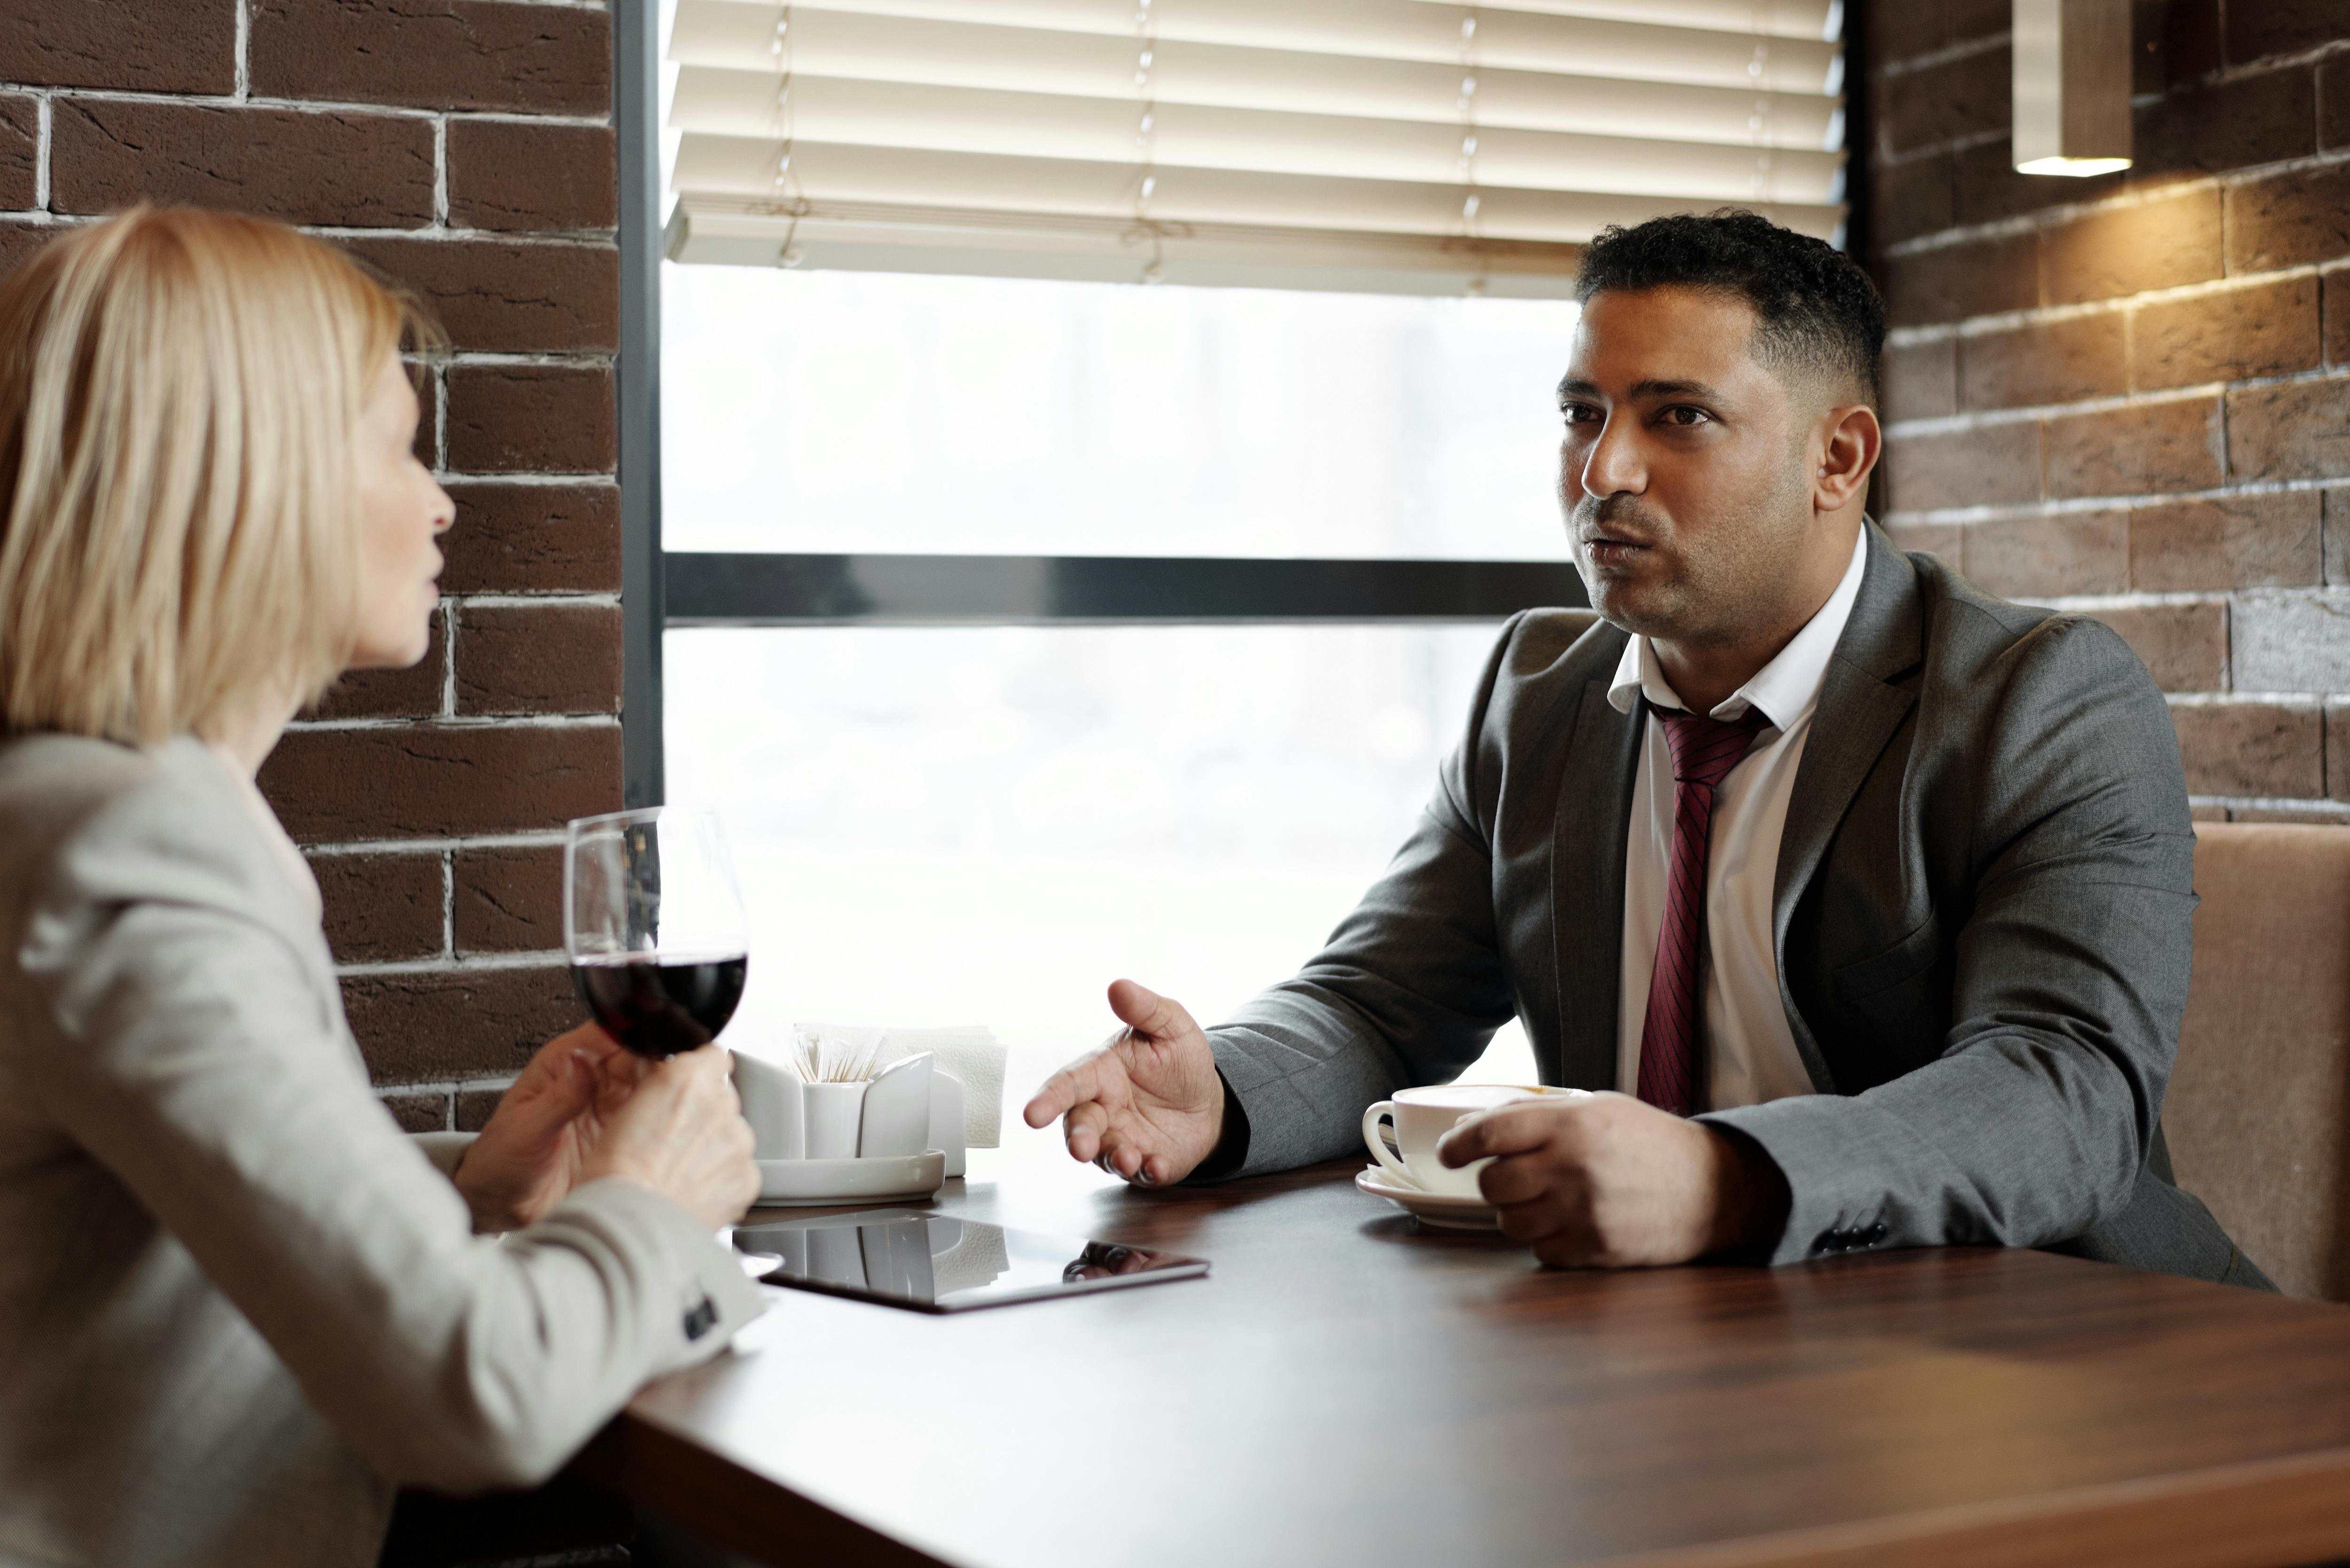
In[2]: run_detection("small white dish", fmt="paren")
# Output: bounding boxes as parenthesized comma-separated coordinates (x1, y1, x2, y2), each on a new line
(755, 1151, 946, 1207)
(1355, 1165, 1503, 1232)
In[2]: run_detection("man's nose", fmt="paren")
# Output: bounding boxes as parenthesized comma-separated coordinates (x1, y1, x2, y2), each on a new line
(1575, 415, 1644, 498)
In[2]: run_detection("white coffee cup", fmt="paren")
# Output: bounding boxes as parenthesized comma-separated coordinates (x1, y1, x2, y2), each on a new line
(1361, 1084, 1570, 1199)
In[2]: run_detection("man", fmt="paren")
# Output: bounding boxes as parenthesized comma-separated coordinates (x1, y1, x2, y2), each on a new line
(1025, 211, 2265, 1286)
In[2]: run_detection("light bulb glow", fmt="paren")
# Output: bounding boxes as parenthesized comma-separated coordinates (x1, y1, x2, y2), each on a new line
(2014, 156, 2131, 177)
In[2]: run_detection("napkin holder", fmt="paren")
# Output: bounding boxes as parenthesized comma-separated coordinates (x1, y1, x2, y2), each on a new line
(734, 1050, 971, 1173)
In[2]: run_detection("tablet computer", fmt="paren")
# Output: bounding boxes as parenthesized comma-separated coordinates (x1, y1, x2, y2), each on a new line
(733, 1209, 1209, 1313)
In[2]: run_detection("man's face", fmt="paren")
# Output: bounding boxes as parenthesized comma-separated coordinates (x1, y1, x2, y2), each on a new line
(1557, 286, 1826, 646)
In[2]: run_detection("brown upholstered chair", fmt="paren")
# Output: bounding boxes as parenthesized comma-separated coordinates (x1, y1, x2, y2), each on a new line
(2164, 823, 2350, 1300)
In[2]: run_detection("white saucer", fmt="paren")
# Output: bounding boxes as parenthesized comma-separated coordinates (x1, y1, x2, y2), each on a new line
(1355, 1165, 1502, 1231)
(754, 1151, 945, 1207)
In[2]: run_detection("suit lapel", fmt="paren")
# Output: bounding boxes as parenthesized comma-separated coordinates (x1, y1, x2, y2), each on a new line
(1550, 667, 1645, 1091)
(1771, 524, 1924, 1090)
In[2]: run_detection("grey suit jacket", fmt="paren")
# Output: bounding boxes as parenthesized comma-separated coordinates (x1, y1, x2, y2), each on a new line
(0, 735, 765, 1568)
(1205, 525, 2261, 1285)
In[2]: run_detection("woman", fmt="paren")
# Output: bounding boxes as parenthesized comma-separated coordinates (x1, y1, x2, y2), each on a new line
(0, 208, 762, 1567)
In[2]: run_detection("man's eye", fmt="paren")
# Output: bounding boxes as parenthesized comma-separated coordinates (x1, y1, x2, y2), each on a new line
(1561, 405, 1601, 426)
(1659, 406, 1712, 427)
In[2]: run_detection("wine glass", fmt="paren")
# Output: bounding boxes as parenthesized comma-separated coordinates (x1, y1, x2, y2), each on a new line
(565, 806, 750, 1059)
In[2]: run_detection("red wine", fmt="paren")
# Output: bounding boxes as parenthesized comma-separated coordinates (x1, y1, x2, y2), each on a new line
(572, 953, 748, 1059)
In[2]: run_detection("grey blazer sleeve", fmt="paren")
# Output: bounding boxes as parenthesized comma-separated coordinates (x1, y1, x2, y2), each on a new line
(1701, 616, 2199, 1265)
(1204, 619, 1524, 1177)
(15, 772, 765, 1493)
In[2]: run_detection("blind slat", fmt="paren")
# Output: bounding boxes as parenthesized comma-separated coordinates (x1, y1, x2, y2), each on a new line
(665, 0, 1847, 287)
(674, 133, 1841, 242)
(673, 71, 1843, 204)
(669, 9, 1842, 150)
(680, 0, 1841, 94)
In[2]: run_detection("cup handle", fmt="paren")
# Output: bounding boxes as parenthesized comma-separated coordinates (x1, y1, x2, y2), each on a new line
(1361, 1102, 1414, 1185)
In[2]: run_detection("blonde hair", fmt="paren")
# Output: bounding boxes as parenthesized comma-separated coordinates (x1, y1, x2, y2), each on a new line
(0, 206, 439, 747)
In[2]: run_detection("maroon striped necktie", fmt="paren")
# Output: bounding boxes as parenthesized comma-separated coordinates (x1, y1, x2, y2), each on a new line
(1635, 703, 1774, 1116)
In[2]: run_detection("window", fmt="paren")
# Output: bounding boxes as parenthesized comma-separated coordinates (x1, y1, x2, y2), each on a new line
(630, 0, 1850, 1081)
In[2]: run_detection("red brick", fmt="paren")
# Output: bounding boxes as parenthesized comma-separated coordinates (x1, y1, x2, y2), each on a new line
(2229, 1, 2348, 62)
(1878, 233, 2039, 327)
(1870, 155, 1955, 250)
(1884, 521, 1965, 566)
(2131, 277, 2322, 390)
(250, 0, 609, 116)
(2230, 806, 2350, 824)
(1958, 315, 2128, 410)
(1882, 338, 1958, 423)
(0, 96, 35, 212)
(440, 483, 621, 595)
(2043, 397, 2224, 499)
(338, 237, 619, 355)
(0, 0, 236, 93)
(311, 609, 445, 720)
(456, 1089, 507, 1132)
(1864, 0, 1948, 71)
(2089, 603, 2227, 693)
(2173, 703, 2324, 797)
(343, 963, 581, 1084)
(1954, 138, 2121, 228)
(1882, 421, 2041, 511)
(2332, 699, 2350, 799)
(2227, 166, 2350, 277)
(1944, 0, 2009, 46)
(311, 851, 444, 964)
(446, 364, 617, 475)
(0, 221, 53, 280)
(454, 603, 623, 716)
(2132, 493, 2323, 591)
(448, 120, 617, 234)
(2328, 273, 2350, 367)
(2227, 379, 2350, 482)
(1882, 47, 2010, 155)
(2156, 0, 2224, 87)
(2326, 489, 2350, 586)
(454, 843, 564, 954)
(1961, 511, 2130, 598)
(49, 100, 434, 228)
(2323, 58, 2350, 152)
(380, 1091, 451, 1133)
(2043, 189, 2224, 306)
(258, 722, 621, 842)
(2129, 65, 2315, 180)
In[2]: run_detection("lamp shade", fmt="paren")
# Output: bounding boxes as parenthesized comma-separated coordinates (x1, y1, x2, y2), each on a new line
(2012, 0, 2131, 175)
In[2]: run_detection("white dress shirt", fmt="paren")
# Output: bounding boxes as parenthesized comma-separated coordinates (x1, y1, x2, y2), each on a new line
(1609, 528, 1868, 1110)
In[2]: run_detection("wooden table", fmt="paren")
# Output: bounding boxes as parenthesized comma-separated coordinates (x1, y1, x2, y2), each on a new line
(581, 1133, 2350, 1568)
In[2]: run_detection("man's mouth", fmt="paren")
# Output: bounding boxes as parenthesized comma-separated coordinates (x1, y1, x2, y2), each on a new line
(1581, 532, 1651, 569)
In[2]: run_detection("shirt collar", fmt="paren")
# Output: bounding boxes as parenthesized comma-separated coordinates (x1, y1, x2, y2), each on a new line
(1606, 526, 1871, 732)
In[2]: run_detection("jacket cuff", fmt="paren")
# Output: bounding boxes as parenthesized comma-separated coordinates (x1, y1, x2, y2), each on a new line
(1696, 1097, 1911, 1267)
(552, 1177, 768, 1367)
(411, 1130, 476, 1179)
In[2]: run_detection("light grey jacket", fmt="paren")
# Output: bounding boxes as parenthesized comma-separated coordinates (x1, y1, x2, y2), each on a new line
(0, 735, 764, 1568)
(1206, 525, 2261, 1285)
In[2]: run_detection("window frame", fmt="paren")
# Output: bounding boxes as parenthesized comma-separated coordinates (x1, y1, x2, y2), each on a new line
(614, 0, 1676, 808)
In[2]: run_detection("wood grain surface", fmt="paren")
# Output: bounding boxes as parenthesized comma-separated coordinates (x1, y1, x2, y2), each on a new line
(580, 1134, 2350, 1568)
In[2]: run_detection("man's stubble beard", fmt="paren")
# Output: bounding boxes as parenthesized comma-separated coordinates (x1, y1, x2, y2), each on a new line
(1569, 472, 1815, 651)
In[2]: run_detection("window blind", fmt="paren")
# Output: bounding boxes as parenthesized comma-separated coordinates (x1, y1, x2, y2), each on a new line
(665, 0, 1847, 295)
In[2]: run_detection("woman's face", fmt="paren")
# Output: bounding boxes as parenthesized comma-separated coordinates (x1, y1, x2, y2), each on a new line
(348, 354, 453, 670)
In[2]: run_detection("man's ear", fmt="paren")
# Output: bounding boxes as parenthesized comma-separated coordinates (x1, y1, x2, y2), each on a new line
(1813, 403, 1881, 514)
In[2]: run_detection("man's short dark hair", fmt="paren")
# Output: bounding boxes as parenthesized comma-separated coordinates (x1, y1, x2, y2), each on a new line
(1574, 209, 1886, 409)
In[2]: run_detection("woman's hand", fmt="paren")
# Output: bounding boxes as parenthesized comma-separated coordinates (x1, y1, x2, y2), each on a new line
(451, 1022, 627, 1233)
(576, 1045, 761, 1231)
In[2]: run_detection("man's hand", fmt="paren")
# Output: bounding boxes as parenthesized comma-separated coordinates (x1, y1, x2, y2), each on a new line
(1436, 1092, 1791, 1267)
(1022, 980, 1225, 1186)
(452, 1022, 628, 1233)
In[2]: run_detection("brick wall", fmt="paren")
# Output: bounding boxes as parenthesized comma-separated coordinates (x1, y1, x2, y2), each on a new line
(0, 1, 624, 1124)
(1866, 0, 2350, 823)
